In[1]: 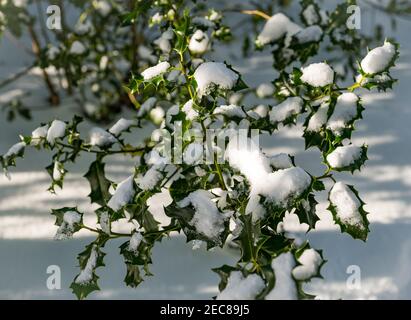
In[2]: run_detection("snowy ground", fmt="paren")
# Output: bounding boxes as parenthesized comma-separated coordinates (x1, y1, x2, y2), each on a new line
(1, 1, 411, 299)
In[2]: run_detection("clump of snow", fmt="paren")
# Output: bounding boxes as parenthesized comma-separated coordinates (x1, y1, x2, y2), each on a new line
(107, 175, 135, 211)
(269, 97, 303, 123)
(327, 145, 363, 168)
(31, 124, 49, 142)
(54, 211, 81, 240)
(326, 92, 359, 135)
(302, 4, 319, 25)
(109, 118, 136, 136)
(182, 100, 199, 121)
(307, 102, 329, 132)
(153, 29, 173, 53)
(137, 167, 164, 190)
(266, 252, 297, 300)
(69, 41, 86, 55)
(141, 61, 170, 80)
(75, 246, 98, 284)
(89, 127, 116, 147)
(294, 25, 323, 44)
(3, 142, 25, 158)
(253, 105, 269, 118)
(217, 271, 265, 300)
(225, 137, 311, 214)
(193, 62, 239, 97)
(138, 97, 157, 117)
(256, 83, 275, 98)
(47, 46, 60, 60)
(178, 190, 226, 241)
(52, 161, 64, 181)
(94, 0, 111, 17)
(189, 30, 210, 55)
(292, 249, 322, 280)
(256, 13, 301, 46)
(128, 232, 143, 253)
(329, 182, 365, 229)
(46, 120, 66, 145)
(301, 62, 334, 87)
(360, 41, 396, 75)
(183, 142, 204, 165)
(99, 211, 110, 234)
(269, 153, 293, 169)
(213, 105, 246, 118)
(150, 106, 165, 125)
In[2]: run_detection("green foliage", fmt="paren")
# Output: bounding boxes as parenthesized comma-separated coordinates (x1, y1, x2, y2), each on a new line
(0, 0, 401, 300)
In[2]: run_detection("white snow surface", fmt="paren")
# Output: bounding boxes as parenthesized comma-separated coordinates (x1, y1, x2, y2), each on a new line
(327, 145, 363, 168)
(107, 175, 135, 211)
(46, 120, 66, 145)
(266, 252, 297, 300)
(301, 62, 334, 87)
(292, 249, 323, 281)
(329, 182, 365, 230)
(269, 97, 303, 123)
(178, 190, 226, 241)
(141, 61, 170, 80)
(361, 42, 396, 75)
(326, 92, 359, 135)
(109, 118, 136, 136)
(256, 13, 302, 46)
(193, 62, 239, 97)
(216, 271, 265, 300)
(89, 127, 116, 147)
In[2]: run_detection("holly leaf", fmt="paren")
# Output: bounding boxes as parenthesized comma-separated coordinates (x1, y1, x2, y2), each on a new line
(328, 184, 370, 241)
(84, 158, 112, 206)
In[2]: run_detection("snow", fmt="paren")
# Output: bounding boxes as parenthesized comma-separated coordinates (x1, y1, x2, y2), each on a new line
(361, 41, 396, 74)
(329, 182, 365, 230)
(54, 211, 81, 240)
(95, 0, 111, 17)
(137, 167, 164, 191)
(31, 124, 49, 142)
(326, 92, 359, 135)
(46, 120, 66, 145)
(301, 62, 334, 87)
(153, 29, 173, 53)
(138, 97, 157, 116)
(302, 4, 319, 25)
(183, 142, 203, 165)
(294, 25, 323, 44)
(256, 13, 301, 46)
(269, 97, 303, 123)
(225, 137, 311, 212)
(253, 104, 269, 118)
(213, 104, 246, 118)
(52, 161, 63, 181)
(182, 100, 198, 121)
(69, 41, 86, 55)
(269, 153, 293, 169)
(265, 252, 297, 300)
(99, 211, 110, 234)
(75, 246, 98, 284)
(149, 106, 165, 124)
(138, 45, 157, 64)
(307, 102, 329, 132)
(327, 145, 363, 168)
(292, 249, 323, 280)
(216, 271, 265, 300)
(141, 61, 170, 80)
(89, 127, 116, 147)
(189, 30, 210, 55)
(177, 190, 226, 241)
(192, 16, 214, 28)
(3, 142, 25, 158)
(109, 118, 136, 136)
(256, 83, 275, 98)
(193, 62, 239, 97)
(128, 232, 143, 253)
(107, 175, 135, 211)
